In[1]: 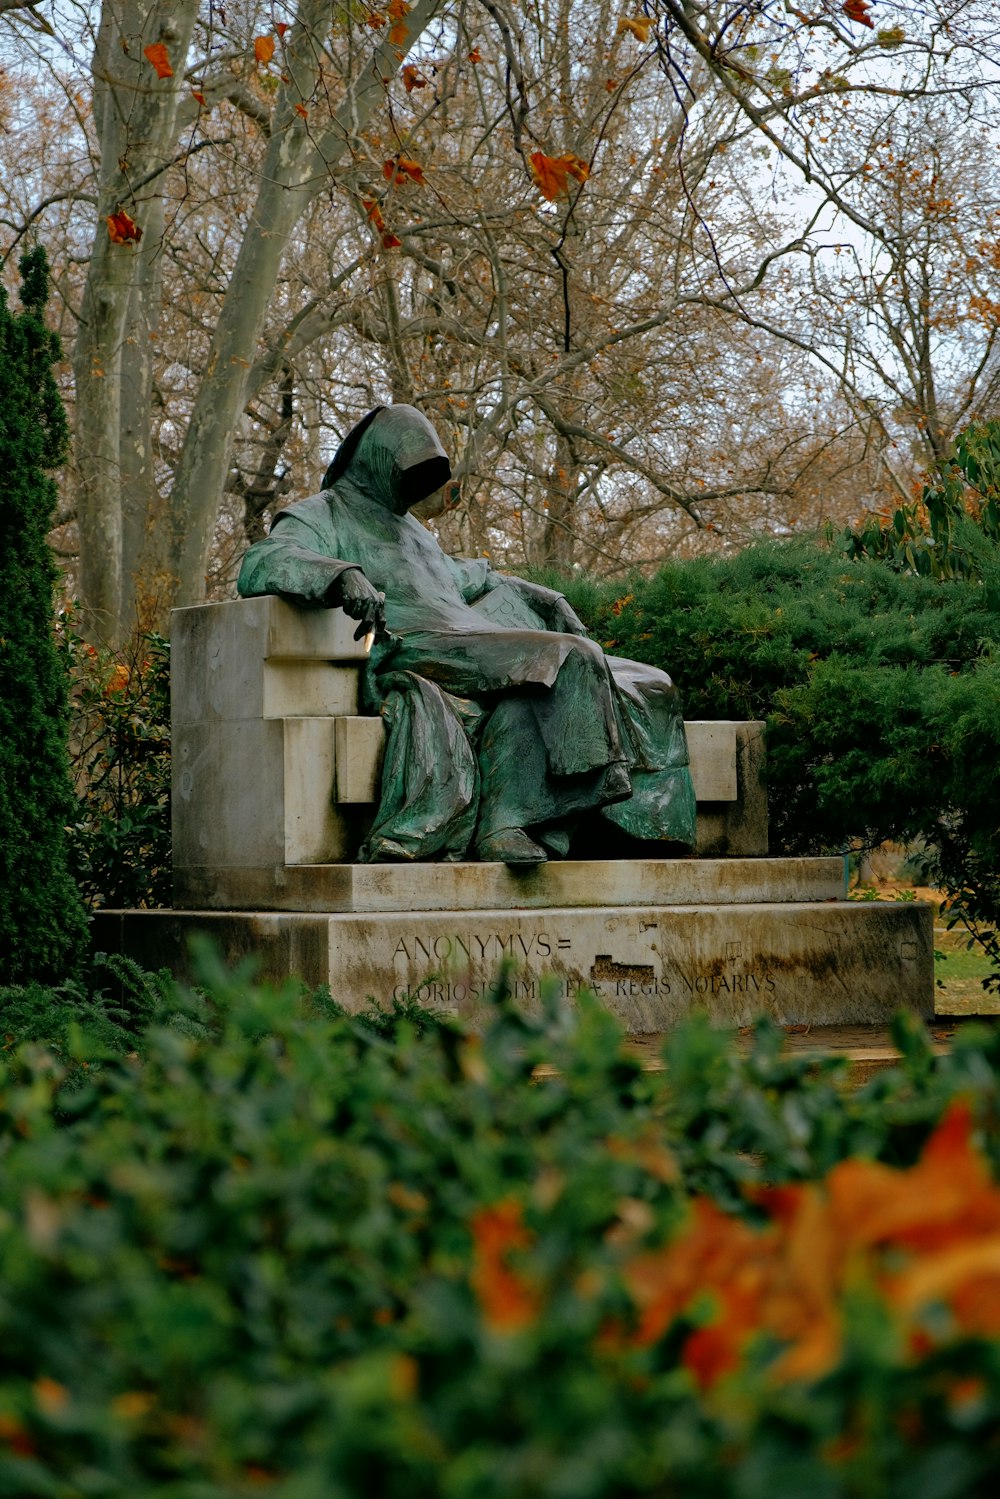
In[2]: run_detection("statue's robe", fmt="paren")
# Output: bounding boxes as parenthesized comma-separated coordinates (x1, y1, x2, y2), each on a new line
(237, 407, 696, 862)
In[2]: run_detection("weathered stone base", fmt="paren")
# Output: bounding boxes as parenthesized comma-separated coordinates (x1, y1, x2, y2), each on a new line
(172, 854, 846, 914)
(93, 896, 933, 1033)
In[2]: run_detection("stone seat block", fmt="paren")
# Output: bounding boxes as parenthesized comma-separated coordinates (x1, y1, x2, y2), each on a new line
(324, 718, 743, 807)
(685, 722, 738, 801)
(335, 717, 386, 802)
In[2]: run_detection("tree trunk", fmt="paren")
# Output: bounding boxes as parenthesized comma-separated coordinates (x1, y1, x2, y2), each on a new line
(541, 430, 579, 571)
(122, 197, 168, 634)
(73, 0, 199, 642)
(164, 0, 444, 620)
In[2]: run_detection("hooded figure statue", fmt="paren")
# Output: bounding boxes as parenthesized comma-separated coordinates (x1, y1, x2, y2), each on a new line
(237, 404, 696, 865)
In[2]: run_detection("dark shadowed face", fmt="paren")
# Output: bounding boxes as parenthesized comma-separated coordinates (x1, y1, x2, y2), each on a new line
(335, 405, 452, 515)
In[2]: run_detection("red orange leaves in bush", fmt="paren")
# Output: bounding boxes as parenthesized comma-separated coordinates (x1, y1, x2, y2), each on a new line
(254, 36, 275, 65)
(622, 1099, 1000, 1391)
(470, 1199, 540, 1333)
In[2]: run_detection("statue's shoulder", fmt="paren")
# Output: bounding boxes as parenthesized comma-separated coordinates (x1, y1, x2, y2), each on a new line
(272, 491, 330, 526)
(270, 490, 337, 544)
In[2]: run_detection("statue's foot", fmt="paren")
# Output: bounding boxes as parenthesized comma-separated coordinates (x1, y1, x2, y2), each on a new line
(476, 828, 548, 867)
(537, 825, 572, 858)
(359, 836, 415, 863)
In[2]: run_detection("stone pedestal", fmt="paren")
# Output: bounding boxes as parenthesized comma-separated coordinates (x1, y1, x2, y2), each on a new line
(91, 596, 936, 1032)
(93, 878, 933, 1031)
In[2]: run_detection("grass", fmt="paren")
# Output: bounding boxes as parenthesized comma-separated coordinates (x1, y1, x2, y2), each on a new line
(934, 923, 998, 1015)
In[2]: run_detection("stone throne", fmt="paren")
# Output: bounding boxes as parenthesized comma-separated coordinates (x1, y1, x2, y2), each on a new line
(169, 595, 767, 906)
(95, 595, 934, 1031)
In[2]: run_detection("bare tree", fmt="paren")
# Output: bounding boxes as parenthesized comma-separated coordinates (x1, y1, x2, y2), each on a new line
(2, 0, 998, 637)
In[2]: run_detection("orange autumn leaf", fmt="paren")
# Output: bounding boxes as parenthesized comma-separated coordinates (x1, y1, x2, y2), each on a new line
(529, 150, 590, 201)
(387, 0, 410, 45)
(617, 15, 652, 43)
(383, 156, 425, 185)
(470, 1199, 540, 1333)
(111, 1390, 155, 1420)
(827, 1099, 1000, 1254)
(143, 42, 173, 79)
(107, 208, 142, 246)
(294, 102, 308, 117)
(888, 1240, 1000, 1333)
(682, 1280, 765, 1390)
(619, 1096, 1000, 1391)
(191, 89, 207, 105)
(365, 9, 386, 26)
(843, 0, 875, 25)
(104, 663, 131, 696)
(254, 35, 275, 65)
(33, 1378, 69, 1415)
(468, 46, 482, 63)
(275, 21, 289, 36)
(402, 64, 428, 90)
(0, 1413, 35, 1457)
(362, 198, 401, 248)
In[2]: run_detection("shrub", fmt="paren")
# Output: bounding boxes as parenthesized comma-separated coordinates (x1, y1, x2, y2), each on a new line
(1, 957, 999, 1496)
(0, 248, 88, 983)
(556, 538, 1000, 984)
(60, 615, 172, 909)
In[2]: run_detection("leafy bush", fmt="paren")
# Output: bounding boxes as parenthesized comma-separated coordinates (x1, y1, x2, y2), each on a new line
(1, 956, 1000, 1496)
(0, 248, 88, 983)
(0, 952, 171, 1068)
(60, 614, 171, 909)
(556, 538, 1000, 984)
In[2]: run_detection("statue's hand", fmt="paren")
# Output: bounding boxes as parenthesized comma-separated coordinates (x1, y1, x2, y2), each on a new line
(550, 595, 589, 637)
(328, 567, 387, 640)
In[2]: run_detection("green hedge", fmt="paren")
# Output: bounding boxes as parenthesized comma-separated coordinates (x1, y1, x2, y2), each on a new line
(0, 249, 87, 983)
(555, 538, 1000, 978)
(1, 955, 1000, 1495)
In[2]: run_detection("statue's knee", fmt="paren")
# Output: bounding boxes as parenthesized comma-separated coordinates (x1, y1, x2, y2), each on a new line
(566, 635, 603, 667)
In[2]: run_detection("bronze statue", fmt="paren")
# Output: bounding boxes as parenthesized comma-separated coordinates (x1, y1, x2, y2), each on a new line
(238, 404, 696, 865)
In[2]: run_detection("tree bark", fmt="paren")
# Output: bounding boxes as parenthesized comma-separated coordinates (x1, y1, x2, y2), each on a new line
(73, 0, 199, 641)
(165, 0, 444, 618)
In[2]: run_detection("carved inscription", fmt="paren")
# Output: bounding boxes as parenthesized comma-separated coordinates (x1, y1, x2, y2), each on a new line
(389, 928, 779, 1008)
(393, 932, 561, 962)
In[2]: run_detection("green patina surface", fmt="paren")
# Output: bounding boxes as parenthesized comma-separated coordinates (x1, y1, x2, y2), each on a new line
(238, 405, 696, 866)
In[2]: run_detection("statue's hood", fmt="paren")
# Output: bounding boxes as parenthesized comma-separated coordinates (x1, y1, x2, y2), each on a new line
(322, 405, 451, 514)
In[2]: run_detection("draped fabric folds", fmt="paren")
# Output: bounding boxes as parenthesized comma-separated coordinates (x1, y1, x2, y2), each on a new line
(238, 405, 696, 862)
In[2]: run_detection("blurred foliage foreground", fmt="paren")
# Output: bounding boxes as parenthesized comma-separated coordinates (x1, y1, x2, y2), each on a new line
(2, 948, 1000, 1497)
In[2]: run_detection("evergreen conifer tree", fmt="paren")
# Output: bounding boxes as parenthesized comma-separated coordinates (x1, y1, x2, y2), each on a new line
(0, 248, 88, 982)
